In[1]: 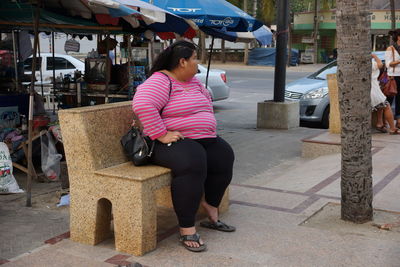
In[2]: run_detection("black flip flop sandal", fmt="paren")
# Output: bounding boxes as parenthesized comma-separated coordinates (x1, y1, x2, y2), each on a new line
(200, 220, 236, 232)
(376, 126, 387, 133)
(179, 233, 207, 252)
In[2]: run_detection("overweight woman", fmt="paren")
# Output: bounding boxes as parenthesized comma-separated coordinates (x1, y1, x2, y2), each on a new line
(132, 40, 235, 252)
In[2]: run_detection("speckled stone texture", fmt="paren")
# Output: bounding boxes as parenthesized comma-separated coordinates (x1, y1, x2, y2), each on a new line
(59, 101, 229, 256)
(327, 74, 341, 134)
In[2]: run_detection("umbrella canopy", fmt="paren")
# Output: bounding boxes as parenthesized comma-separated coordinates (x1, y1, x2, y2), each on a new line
(201, 25, 273, 46)
(87, 0, 196, 39)
(141, 0, 263, 32)
(38, 0, 195, 39)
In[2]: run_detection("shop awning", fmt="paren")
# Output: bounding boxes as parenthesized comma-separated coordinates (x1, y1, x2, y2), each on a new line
(0, 1, 130, 34)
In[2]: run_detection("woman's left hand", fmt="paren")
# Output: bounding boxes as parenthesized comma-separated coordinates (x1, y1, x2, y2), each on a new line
(157, 131, 184, 144)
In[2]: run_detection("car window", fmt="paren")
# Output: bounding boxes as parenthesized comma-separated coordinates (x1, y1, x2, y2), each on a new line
(23, 57, 42, 71)
(308, 61, 337, 80)
(47, 57, 76, 70)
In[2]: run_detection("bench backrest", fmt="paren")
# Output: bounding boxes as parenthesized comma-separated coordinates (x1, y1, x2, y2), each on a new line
(59, 101, 133, 172)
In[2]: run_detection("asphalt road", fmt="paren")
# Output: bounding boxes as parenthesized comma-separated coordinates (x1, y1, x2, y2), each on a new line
(213, 67, 314, 129)
(212, 66, 325, 183)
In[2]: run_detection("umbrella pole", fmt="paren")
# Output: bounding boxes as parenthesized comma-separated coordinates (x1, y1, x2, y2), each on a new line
(105, 34, 110, 104)
(205, 36, 214, 89)
(127, 35, 133, 99)
(27, 3, 41, 207)
(12, 30, 19, 91)
(52, 32, 56, 114)
(38, 36, 44, 97)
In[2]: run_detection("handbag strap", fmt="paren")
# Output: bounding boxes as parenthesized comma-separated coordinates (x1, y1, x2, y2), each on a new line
(158, 72, 172, 114)
(159, 72, 172, 97)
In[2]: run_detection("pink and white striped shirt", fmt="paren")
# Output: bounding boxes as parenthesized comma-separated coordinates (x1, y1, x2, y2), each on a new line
(132, 72, 217, 140)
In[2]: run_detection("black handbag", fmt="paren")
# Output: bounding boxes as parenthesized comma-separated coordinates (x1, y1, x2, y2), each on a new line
(121, 72, 172, 166)
(120, 126, 155, 166)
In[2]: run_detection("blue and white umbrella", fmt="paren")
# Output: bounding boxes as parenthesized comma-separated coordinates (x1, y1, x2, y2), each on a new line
(201, 25, 273, 46)
(88, 0, 197, 39)
(141, 0, 263, 32)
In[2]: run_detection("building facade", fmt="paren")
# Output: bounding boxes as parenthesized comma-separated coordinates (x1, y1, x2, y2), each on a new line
(292, 5, 400, 63)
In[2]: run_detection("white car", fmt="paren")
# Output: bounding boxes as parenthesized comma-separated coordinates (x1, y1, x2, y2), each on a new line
(196, 64, 230, 101)
(23, 53, 84, 83)
(23, 54, 230, 101)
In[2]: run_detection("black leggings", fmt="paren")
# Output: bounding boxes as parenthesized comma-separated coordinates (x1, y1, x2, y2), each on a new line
(151, 136, 234, 228)
(387, 76, 400, 119)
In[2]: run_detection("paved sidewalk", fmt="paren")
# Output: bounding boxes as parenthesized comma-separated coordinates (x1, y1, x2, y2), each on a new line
(2, 130, 400, 266)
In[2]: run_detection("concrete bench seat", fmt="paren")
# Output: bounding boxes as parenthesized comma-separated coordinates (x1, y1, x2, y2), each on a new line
(59, 101, 229, 256)
(94, 162, 171, 182)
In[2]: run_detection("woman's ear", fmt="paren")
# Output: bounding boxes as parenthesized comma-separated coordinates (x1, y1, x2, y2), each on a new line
(178, 58, 186, 68)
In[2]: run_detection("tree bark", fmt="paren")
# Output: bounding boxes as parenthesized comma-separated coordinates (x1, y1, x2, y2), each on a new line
(336, 0, 373, 223)
(390, 0, 396, 31)
(221, 39, 226, 63)
(200, 32, 207, 64)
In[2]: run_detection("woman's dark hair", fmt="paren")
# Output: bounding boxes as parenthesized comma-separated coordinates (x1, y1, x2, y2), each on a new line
(150, 40, 197, 75)
(388, 29, 400, 43)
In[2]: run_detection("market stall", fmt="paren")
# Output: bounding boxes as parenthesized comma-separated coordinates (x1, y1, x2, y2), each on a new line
(0, 0, 195, 205)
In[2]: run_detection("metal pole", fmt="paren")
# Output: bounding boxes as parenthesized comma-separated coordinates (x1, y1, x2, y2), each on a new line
(205, 36, 214, 89)
(12, 30, 19, 90)
(37, 36, 44, 97)
(243, 0, 249, 65)
(105, 34, 110, 103)
(313, 0, 320, 64)
(127, 35, 133, 99)
(114, 34, 117, 65)
(273, 0, 289, 102)
(27, 3, 41, 207)
(287, 14, 293, 67)
(52, 32, 56, 114)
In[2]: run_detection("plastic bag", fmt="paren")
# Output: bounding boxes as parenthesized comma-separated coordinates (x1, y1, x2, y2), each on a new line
(41, 132, 62, 181)
(0, 142, 24, 194)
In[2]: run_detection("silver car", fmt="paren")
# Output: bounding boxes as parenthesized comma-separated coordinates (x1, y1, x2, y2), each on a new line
(196, 64, 230, 101)
(285, 51, 385, 128)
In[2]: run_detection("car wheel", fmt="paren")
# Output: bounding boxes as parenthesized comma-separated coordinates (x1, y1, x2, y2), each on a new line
(321, 106, 330, 129)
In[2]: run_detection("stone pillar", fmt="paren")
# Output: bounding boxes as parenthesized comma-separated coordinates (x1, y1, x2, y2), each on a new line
(257, 100, 299, 129)
(327, 74, 341, 133)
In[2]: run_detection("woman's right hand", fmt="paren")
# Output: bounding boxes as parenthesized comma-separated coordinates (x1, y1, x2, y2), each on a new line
(157, 131, 184, 144)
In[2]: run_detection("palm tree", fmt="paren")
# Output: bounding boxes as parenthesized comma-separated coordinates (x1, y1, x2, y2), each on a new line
(336, 0, 373, 223)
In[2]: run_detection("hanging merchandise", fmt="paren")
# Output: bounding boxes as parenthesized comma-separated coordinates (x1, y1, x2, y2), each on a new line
(40, 132, 62, 182)
(18, 31, 33, 61)
(98, 36, 118, 54)
(64, 38, 80, 53)
(0, 142, 24, 194)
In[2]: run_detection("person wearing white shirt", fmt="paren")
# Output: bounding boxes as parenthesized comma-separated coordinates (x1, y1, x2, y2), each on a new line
(372, 54, 399, 134)
(385, 29, 400, 127)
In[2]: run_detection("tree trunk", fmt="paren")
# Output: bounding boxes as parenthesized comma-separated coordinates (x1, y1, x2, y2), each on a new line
(390, 0, 396, 31)
(221, 39, 226, 63)
(200, 32, 207, 64)
(336, 0, 373, 223)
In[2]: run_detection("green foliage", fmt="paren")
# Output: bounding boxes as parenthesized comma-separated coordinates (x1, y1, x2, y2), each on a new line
(290, 0, 311, 13)
(262, 0, 275, 25)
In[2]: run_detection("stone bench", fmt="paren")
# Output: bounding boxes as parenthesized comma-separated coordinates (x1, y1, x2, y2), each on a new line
(58, 101, 229, 256)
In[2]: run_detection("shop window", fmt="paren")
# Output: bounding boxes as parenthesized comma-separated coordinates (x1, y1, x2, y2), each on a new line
(23, 57, 42, 71)
(47, 57, 76, 70)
